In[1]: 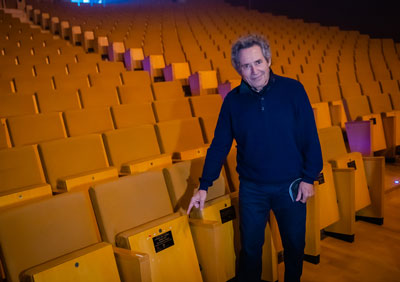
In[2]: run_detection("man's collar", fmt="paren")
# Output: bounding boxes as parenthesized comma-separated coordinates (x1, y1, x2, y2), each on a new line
(239, 69, 276, 95)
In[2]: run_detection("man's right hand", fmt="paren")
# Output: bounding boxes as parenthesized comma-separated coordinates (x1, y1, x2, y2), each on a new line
(187, 189, 207, 215)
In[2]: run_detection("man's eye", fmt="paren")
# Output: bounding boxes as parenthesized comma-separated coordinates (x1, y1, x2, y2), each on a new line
(255, 60, 262, 65)
(242, 65, 250, 69)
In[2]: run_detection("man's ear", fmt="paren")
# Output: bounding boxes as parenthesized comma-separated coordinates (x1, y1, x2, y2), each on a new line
(267, 59, 272, 67)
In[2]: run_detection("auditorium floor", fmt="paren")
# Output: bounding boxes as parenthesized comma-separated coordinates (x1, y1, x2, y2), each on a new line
(282, 162, 400, 282)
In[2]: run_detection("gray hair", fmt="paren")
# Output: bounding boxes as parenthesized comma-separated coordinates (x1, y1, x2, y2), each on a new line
(231, 34, 271, 73)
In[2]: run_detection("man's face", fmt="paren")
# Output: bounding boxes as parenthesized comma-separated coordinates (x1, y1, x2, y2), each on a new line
(238, 45, 271, 91)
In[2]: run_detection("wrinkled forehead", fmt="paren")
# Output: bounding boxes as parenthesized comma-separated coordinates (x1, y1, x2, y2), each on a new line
(238, 45, 266, 65)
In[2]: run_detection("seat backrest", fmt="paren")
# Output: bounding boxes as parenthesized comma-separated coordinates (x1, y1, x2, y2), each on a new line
(79, 86, 120, 108)
(344, 95, 371, 120)
(102, 124, 161, 170)
(0, 145, 46, 192)
(199, 114, 219, 144)
(189, 95, 222, 117)
(121, 70, 151, 86)
(317, 126, 348, 161)
(155, 117, 205, 153)
(152, 98, 192, 122)
(89, 170, 173, 245)
(111, 103, 155, 128)
(340, 82, 362, 99)
(63, 107, 114, 137)
(39, 134, 110, 189)
(0, 94, 38, 118)
(7, 112, 67, 146)
(36, 91, 81, 113)
(0, 191, 99, 282)
(163, 161, 226, 212)
(152, 81, 185, 100)
(117, 84, 154, 104)
(318, 83, 342, 102)
(368, 93, 393, 113)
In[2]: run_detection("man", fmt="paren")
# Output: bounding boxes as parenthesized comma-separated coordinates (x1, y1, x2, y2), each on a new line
(187, 34, 323, 282)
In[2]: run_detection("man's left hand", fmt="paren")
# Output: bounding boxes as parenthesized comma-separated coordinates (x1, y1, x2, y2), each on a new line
(295, 181, 314, 203)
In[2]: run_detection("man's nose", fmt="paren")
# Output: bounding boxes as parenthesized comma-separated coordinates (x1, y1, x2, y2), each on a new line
(250, 65, 257, 74)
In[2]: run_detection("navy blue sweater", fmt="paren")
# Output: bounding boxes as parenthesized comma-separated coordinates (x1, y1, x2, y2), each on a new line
(199, 72, 323, 191)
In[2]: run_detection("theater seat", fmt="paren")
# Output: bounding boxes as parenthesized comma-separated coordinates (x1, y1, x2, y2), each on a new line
(111, 103, 155, 129)
(155, 117, 208, 161)
(344, 95, 387, 152)
(0, 191, 122, 282)
(89, 171, 202, 282)
(152, 98, 192, 122)
(318, 126, 384, 225)
(102, 124, 171, 175)
(7, 112, 67, 146)
(0, 145, 52, 210)
(38, 134, 118, 193)
(189, 70, 218, 95)
(0, 94, 38, 118)
(162, 161, 236, 282)
(152, 81, 185, 100)
(63, 107, 114, 137)
(189, 95, 222, 117)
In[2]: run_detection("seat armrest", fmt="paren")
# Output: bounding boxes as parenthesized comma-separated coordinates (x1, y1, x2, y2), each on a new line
(113, 247, 151, 282)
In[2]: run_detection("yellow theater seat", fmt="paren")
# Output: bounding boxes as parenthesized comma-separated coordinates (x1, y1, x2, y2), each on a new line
(63, 107, 114, 137)
(89, 72, 122, 88)
(0, 191, 122, 282)
(117, 84, 154, 104)
(199, 115, 219, 144)
(89, 171, 202, 282)
(152, 81, 185, 100)
(36, 91, 81, 113)
(53, 73, 90, 92)
(311, 102, 332, 129)
(0, 145, 52, 210)
(121, 70, 151, 87)
(318, 126, 384, 224)
(111, 103, 155, 129)
(7, 112, 67, 146)
(189, 70, 219, 95)
(142, 54, 166, 81)
(102, 124, 171, 175)
(67, 62, 98, 75)
(152, 98, 192, 122)
(368, 93, 400, 146)
(344, 95, 387, 152)
(163, 161, 236, 282)
(163, 62, 191, 85)
(0, 94, 38, 118)
(34, 63, 68, 77)
(13, 76, 54, 95)
(304, 162, 340, 261)
(79, 86, 120, 108)
(189, 94, 223, 117)
(38, 134, 118, 193)
(155, 117, 208, 161)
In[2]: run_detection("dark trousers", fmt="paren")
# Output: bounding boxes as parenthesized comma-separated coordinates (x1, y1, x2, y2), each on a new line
(237, 179, 307, 282)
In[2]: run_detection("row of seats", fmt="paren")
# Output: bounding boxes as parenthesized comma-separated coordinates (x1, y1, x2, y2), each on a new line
(0, 159, 238, 282)
(0, 94, 221, 147)
(0, 116, 214, 194)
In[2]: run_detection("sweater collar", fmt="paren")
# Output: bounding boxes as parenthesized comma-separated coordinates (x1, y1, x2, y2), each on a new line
(239, 69, 277, 95)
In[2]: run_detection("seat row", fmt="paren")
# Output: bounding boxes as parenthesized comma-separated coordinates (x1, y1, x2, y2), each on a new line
(0, 158, 238, 282)
(0, 93, 222, 147)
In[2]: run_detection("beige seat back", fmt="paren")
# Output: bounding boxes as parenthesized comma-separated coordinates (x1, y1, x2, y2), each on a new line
(89, 171, 173, 245)
(0, 191, 99, 282)
(163, 161, 226, 212)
